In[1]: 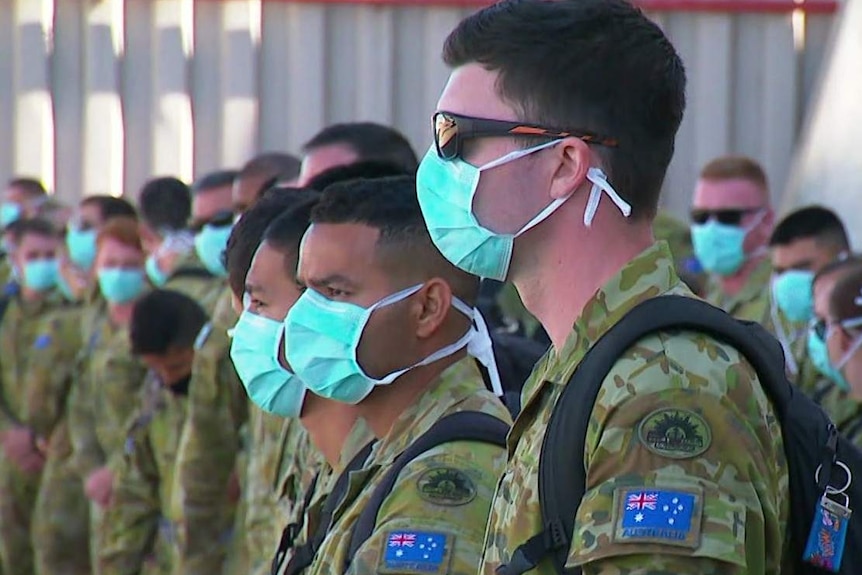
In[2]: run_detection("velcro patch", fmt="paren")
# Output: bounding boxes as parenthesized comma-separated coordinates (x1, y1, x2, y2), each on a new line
(612, 487, 702, 549)
(33, 334, 51, 350)
(379, 530, 452, 574)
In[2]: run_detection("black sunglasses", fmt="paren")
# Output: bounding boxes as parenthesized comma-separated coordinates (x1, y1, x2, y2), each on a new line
(433, 111, 619, 161)
(690, 208, 761, 226)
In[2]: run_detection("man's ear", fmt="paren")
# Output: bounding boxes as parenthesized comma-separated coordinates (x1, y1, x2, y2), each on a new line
(548, 137, 591, 201)
(414, 278, 452, 339)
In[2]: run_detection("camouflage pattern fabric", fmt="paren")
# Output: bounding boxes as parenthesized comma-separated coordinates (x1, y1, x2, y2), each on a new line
(245, 411, 318, 575)
(306, 358, 511, 575)
(170, 322, 247, 574)
(0, 293, 67, 575)
(26, 306, 92, 575)
(67, 300, 149, 567)
(99, 373, 186, 575)
(480, 242, 790, 575)
(276, 419, 375, 573)
(704, 257, 774, 328)
(164, 252, 225, 315)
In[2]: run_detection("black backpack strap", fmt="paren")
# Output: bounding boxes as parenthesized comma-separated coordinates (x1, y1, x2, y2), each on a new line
(271, 472, 320, 575)
(344, 411, 509, 572)
(499, 295, 793, 575)
(279, 441, 375, 575)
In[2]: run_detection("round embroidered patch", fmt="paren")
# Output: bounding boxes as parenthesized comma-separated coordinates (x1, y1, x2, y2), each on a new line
(637, 408, 712, 459)
(416, 467, 477, 507)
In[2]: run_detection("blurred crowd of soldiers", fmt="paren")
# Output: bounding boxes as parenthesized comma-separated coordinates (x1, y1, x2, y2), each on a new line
(1, 2, 862, 574)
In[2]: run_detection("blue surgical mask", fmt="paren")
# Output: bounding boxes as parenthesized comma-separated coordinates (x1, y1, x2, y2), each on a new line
(146, 254, 169, 287)
(0, 203, 22, 228)
(284, 284, 502, 405)
(808, 323, 851, 391)
(772, 270, 814, 324)
(416, 145, 631, 281)
(194, 224, 231, 278)
(98, 267, 146, 304)
(691, 211, 765, 277)
(230, 309, 307, 418)
(66, 227, 98, 269)
(23, 259, 59, 292)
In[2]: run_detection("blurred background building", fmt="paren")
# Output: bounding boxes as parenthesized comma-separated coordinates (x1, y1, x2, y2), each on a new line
(0, 0, 856, 235)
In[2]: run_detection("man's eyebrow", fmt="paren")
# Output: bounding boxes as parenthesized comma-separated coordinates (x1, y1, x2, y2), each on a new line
(244, 282, 264, 295)
(307, 273, 356, 289)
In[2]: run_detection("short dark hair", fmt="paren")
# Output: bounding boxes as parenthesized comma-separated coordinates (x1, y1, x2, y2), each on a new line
(303, 123, 419, 174)
(700, 155, 769, 187)
(262, 195, 320, 274)
(225, 189, 319, 299)
(238, 153, 301, 182)
(311, 176, 479, 304)
(442, 0, 686, 220)
(304, 161, 412, 192)
(192, 170, 239, 195)
(769, 205, 850, 251)
(830, 264, 862, 326)
(130, 289, 209, 355)
(8, 177, 47, 198)
(81, 195, 138, 222)
(11, 218, 58, 243)
(139, 177, 191, 232)
(814, 254, 862, 288)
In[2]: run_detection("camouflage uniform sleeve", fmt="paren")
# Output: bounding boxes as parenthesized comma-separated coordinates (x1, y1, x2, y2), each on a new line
(99, 415, 161, 575)
(172, 351, 246, 574)
(68, 359, 106, 478)
(567, 332, 787, 575)
(23, 310, 82, 439)
(348, 441, 505, 575)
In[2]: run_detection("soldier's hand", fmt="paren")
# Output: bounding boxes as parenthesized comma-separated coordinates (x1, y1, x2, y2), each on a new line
(18, 451, 45, 475)
(85, 466, 115, 508)
(1, 426, 39, 467)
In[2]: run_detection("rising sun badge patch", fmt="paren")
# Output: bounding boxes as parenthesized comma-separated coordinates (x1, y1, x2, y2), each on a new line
(637, 408, 712, 459)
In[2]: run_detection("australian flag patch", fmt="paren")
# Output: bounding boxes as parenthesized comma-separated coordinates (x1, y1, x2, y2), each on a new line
(380, 530, 451, 574)
(613, 487, 702, 549)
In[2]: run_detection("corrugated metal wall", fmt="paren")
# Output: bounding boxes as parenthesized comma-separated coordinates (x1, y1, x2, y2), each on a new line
(0, 0, 835, 216)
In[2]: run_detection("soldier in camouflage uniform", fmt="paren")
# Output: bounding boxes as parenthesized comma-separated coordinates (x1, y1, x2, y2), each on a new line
(767, 207, 862, 444)
(283, 177, 510, 575)
(218, 190, 323, 574)
(99, 289, 238, 575)
(810, 257, 862, 448)
(0, 219, 67, 575)
(690, 156, 776, 326)
(239, 199, 380, 574)
(27, 305, 92, 575)
(61, 196, 138, 303)
(68, 216, 151, 571)
(416, 2, 791, 572)
(826, 265, 862, 399)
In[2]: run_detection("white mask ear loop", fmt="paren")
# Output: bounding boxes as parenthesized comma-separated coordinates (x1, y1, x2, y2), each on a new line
(583, 168, 632, 227)
(452, 299, 504, 398)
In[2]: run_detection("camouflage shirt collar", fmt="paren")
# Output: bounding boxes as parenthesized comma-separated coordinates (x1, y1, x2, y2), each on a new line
(335, 418, 375, 475)
(543, 241, 679, 385)
(370, 357, 487, 465)
(705, 256, 773, 312)
(722, 256, 773, 314)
